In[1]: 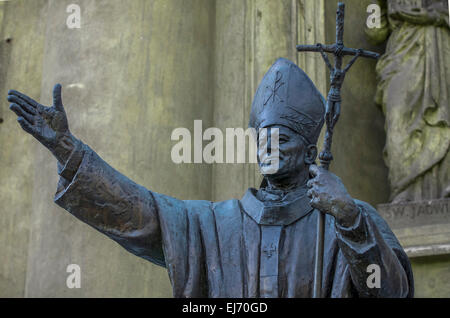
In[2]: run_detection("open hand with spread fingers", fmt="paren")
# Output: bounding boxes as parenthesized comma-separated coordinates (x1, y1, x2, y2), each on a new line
(7, 84, 78, 164)
(306, 164, 360, 228)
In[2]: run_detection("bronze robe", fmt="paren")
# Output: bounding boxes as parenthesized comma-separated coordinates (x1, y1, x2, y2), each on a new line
(54, 142, 414, 297)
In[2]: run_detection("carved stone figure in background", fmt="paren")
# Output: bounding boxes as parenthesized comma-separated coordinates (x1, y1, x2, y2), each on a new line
(366, 0, 450, 202)
(7, 58, 413, 297)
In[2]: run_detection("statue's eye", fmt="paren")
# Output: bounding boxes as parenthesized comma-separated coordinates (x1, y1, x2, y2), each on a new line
(279, 136, 289, 143)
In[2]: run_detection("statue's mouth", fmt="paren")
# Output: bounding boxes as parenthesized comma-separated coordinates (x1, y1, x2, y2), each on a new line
(260, 156, 279, 165)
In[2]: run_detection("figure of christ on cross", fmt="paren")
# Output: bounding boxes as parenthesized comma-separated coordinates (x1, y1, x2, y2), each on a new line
(297, 2, 380, 297)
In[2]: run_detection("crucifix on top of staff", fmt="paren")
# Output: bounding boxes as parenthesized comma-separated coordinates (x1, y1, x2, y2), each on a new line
(296, 2, 380, 298)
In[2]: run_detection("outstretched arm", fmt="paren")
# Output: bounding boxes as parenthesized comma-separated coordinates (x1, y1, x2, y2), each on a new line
(7, 85, 165, 266)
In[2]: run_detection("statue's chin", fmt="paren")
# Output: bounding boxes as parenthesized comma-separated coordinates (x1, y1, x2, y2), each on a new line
(260, 163, 307, 188)
(259, 164, 280, 176)
(261, 168, 291, 184)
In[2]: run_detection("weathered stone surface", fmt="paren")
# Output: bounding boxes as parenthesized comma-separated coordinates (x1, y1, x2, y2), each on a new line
(410, 254, 450, 298)
(0, 0, 48, 298)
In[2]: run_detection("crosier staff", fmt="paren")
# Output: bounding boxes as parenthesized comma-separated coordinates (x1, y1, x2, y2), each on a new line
(296, 2, 380, 298)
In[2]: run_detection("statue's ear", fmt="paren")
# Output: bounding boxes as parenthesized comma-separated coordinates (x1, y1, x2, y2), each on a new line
(305, 144, 317, 165)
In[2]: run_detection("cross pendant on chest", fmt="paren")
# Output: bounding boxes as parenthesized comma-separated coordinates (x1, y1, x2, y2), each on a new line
(262, 243, 277, 258)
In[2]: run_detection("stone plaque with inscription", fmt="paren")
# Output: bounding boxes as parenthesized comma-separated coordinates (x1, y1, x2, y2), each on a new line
(378, 199, 450, 257)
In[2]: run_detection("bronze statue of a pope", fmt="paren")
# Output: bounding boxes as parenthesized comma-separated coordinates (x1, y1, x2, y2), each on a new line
(7, 57, 413, 297)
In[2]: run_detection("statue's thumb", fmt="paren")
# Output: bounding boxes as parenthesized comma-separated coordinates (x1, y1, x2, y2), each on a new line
(53, 83, 64, 111)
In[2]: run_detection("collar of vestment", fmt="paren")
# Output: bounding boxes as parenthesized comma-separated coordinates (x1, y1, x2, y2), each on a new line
(240, 187, 314, 226)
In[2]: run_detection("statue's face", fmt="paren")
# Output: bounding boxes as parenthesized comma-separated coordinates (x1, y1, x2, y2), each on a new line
(258, 124, 317, 183)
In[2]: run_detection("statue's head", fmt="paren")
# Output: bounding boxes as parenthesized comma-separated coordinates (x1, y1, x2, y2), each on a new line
(249, 58, 325, 185)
